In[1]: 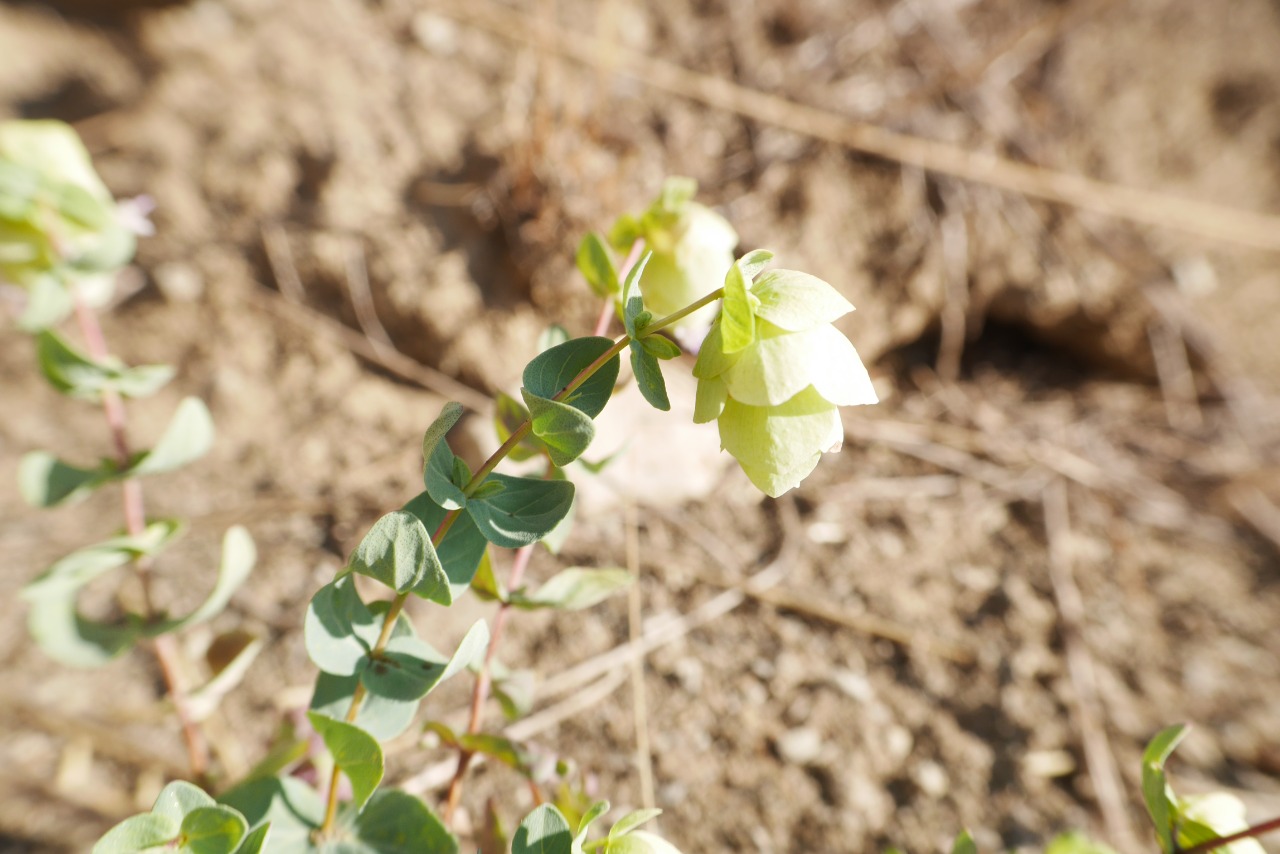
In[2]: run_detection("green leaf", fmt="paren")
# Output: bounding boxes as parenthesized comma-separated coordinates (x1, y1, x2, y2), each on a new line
(538, 324, 571, 353)
(604, 831, 683, 854)
(522, 388, 597, 466)
(131, 397, 215, 477)
(311, 672, 420, 741)
(112, 363, 177, 398)
(577, 801, 610, 843)
(351, 790, 457, 854)
(24, 520, 183, 600)
(421, 402, 464, 466)
(735, 248, 775, 281)
(621, 252, 653, 340)
(639, 334, 681, 361)
(180, 807, 248, 854)
(147, 526, 256, 635)
(490, 662, 535, 721)
(951, 829, 978, 854)
(1142, 724, 1190, 854)
(363, 619, 487, 704)
(513, 804, 574, 854)
(304, 575, 380, 676)
(630, 348, 670, 412)
(348, 510, 447, 599)
(35, 330, 175, 400)
(306, 712, 384, 813)
(466, 473, 575, 549)
(402, 490, 489, 600)
(423, 722, 533, 774)
(494, 392, 543, 462)
(18, 450, 115, 507)
(523, 336, 621, 419)
(719, 261, 755, 354)
(153, 780, 216, 821)
(188, 631, 264, 721)
(93, 814, 178, 853)
(608, 810, 662, 841)
(18, 273, 74, 330)
(1045, 832, 1120, 854)
(608, 214, 641, 251)
(540, 492, 576, 555)
(510, 568, 632, 612)
(424, 439, 468, 511)
(576, 234, 619, 298)
(219, 776, 324, 850)
(231, 825, 270, 854)
(469, 549, 506, 602)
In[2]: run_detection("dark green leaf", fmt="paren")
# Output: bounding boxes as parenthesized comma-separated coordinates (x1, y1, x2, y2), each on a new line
(719, 261, 754, 354)
(36, 329, 116, 398)
(231, 825, 270, 854)
(639, 334, 681, 361)
(350, 790, 457, 854)
(18, 450, 115, 507)
(522, 388, 596, 466)
(493, 392, 542, 462)
(510, 567, 632, 612)
(513, 804, 574, 854)
(402, 491, 489, 600)
(523, 337, 620, 419)
(362, 620, 486, 704)
(630, 348, 670, 412)
(219, 776, 323, 851)
(306, 712, 384, 813)
(621, 252, 653, 340)
(466, 474, 575, 549)
(348, 510, 446, 599)
(576, 234, 619, 298)
(424, 438, 468, 511)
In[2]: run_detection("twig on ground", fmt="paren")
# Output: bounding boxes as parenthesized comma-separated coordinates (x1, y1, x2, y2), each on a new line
(343, 235, 394, 351)
(260, 223, 307, 304)
(1042, 479, 1140, 854)
(935, 198, 970, 383)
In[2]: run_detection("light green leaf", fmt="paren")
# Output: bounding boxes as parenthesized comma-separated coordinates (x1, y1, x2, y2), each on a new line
(153, 780, 217, 822)
(310, 672, 420, 741)
(18, 273, 74, 330)
(401, 490, 489, 600)
(36, 329, 115, 398)
(306, 712, 384, 813)
(148, 526, 256, 635)
(692, 374, 727, 424)
(18, 449, 115, 507)
(179, 806, 248, 854)
(690, 320, 739, 381)
(131, 397, 215, 477)
(1142, 724, 1189, 854)
(421, 402, 464, 467)
(538, 324, 571, 353)
(657, 176, 697, 213)
(93, 814, 178, 853)
(621, 252, 653, 341)
(717, 386, 843, 498)
(23, 520, 183, 600)
(25, 594, 138, 666)
(466, 473, 575, 549)
(719, 260, 755, 354)
(735, 249, 775, 282)
(605, 831, 684, 854)
(523, 336, 621, 419)
(951, 829, 978, 854)
(231, 825, 270, 854)
(304, 575, 380, 677)
(1045, 832, 1120, 854)
(188, 631, 264, 721)
(490, 663, 535, 721)
(514, 804, 574, 854)
(750, 269, 852, 331)
(510, 568, 632, 612)
(219, 776, 324, 850)
(630, 347, 670, 412)
(424, 438, 468, 511)
(576, 234, 619, 298)
(112, 363, 176, 398)
(720, 320, 815, 408)
(608, 810, 662, 841)
(494, 391, 544, 462)
(577, 801, 610, 846)
(424, 722, 533, 774)
(522, 388, 597, 466)
(348, 510, 447, 599)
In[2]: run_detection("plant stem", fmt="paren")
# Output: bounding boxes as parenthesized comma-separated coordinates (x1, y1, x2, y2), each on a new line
(1180, 815, 1280, 854)
(442, 542, 534, 823)
(319, 269, 726, 833)
(71, 293, 210, 785)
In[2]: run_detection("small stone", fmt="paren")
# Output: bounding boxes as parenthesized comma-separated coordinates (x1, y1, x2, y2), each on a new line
(885, 725, 913, 763)
(777, 727, 823, 765)
(913, 760, 949, 797)
(673, 658, 703, 694)
(412, 12, 459, 56)
(152, 261, 204, 302)
(831, 668, 874, 703)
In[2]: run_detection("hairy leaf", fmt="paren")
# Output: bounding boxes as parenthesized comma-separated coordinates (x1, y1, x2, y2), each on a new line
(522, 388, 596, 466)
(401, 490, 489, 600)
(307, 712, 384, 813)
(523, 336, 620, 419)
(510, 568, 632, 612)
(467, 474, 575, 549)
(348, 510, 446, 599)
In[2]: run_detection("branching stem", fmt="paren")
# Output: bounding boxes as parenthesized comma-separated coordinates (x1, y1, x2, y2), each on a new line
(71, 292, 210, 786)
(1179, 814, 1280, 854)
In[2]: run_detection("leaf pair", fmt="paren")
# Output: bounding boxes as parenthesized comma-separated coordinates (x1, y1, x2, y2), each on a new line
(94, 781, 259, 854)
(37, 329, 173, 401)
(620, 252, 681, 412)
(514, 802, 683, 854)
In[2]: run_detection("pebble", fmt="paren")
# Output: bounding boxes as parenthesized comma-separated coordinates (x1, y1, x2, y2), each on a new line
(913, 760, 949, 797)
(777, 727, 823, 765)
(831, 668, 874, 703)
(153, 261, 204, 302)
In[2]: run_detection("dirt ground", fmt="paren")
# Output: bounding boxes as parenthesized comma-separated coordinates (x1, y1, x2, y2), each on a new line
(2, 0, 1280, 852)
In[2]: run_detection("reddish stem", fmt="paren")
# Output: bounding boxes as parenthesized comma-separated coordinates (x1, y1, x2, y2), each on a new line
(71, 294, 210, 784)
(1180, 814, 1280, 854)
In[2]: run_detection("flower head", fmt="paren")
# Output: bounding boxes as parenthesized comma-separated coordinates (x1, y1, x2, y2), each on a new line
(611, 177, 737, 338)
(694, 256, 877, 496)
